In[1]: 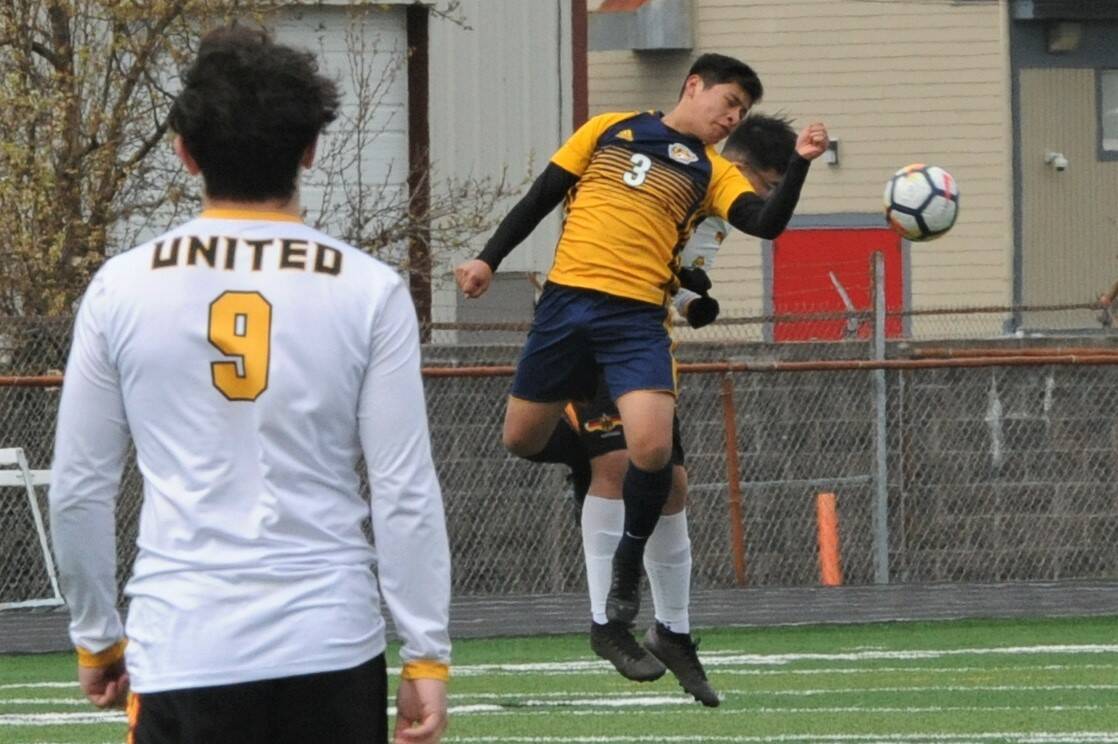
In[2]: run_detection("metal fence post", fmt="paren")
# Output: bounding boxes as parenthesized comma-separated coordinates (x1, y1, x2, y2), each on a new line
(719, 373, 747, 586)
(872, 252, 890, 584)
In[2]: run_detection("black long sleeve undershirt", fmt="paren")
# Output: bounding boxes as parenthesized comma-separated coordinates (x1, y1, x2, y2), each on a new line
(477, 163, 579, 271)
(726, 153, 812, 240)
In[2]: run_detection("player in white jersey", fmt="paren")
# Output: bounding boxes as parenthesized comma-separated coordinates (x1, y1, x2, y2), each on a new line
(48, 26, 450, 744)
(565, 114, 798, 705)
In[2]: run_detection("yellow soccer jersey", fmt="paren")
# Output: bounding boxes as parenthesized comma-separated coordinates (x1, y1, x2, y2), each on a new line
(547, 111, 754, 306)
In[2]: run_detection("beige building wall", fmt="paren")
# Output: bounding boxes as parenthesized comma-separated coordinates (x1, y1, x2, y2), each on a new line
(589, 0, 1013, 339)
(1018, 68, 1118, 329)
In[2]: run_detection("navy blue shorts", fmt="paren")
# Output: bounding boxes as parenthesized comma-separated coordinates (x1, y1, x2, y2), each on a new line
(511, 283, 675, 404)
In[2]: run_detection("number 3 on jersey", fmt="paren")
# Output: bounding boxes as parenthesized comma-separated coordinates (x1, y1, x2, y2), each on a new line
(209, 291, 272, 401)
(623, 153, 652, 187)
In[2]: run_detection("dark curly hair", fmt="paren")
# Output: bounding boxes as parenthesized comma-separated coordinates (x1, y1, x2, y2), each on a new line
(723, 112, 797, 175)
(169, 26, 340, 201)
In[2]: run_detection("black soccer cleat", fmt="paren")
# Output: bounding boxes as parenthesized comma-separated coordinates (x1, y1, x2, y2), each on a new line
(605, 553, 642, 624)
(590, 621, 666, 682)
(643, 621, 720, 707)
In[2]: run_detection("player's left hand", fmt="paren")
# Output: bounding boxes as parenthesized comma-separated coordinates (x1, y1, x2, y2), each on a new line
(795, 122, 829, 161)
(677, 266, 712, 295)
(394, 677, 448, 743)
(78, 661, 130, 709)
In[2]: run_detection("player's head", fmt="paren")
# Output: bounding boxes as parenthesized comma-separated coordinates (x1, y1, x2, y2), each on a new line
(722, 112, 796, 198)
(676, 53, 763, 145)
(169, 25, 340, 202)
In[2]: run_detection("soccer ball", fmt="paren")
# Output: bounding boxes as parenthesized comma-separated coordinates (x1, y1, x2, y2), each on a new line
(883, 164, 959, 241)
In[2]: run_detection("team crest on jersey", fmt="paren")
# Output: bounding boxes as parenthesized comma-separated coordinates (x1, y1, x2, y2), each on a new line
(616, 129, 634, 142)
(668, 143, 699, 165)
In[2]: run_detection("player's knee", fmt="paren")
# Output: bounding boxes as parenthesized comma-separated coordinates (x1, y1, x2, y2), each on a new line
(502, 427, 539, 458)
(628, 441, 673, 471)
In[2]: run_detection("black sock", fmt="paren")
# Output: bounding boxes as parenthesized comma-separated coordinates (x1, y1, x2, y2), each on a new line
(615, 461, 672, 565)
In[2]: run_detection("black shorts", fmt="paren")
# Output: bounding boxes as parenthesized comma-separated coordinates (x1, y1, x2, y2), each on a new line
(128, 654, 387, 744)
(566, 378, 685, 466)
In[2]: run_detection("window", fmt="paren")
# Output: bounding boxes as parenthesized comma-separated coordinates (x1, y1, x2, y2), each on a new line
(1101, 70, 1118, 156)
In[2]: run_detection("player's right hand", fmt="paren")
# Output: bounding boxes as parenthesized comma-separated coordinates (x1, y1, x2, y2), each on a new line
(455, 259, 493, 299)
(686, 295, 720, 329)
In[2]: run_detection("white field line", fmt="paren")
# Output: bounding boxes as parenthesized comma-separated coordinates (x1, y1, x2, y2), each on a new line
(445, 684, 1118, 701)
(0, 712, 126, 725)
(440, 645, 1118, 677)
(7, 650, 1115, 689)
(8, 695, 1111, 724)
(441, 735, 1118, 743)
(13, 662, 1108, 690)
(711, 663, 1118, 676)
(7, 684, 1115, 711)
(442, 703, 1108, 718)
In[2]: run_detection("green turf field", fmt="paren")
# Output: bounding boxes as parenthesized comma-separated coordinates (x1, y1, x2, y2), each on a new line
(2, 616, 1117, 743)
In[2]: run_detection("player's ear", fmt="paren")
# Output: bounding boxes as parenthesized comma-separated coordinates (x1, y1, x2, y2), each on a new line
(300, 137, 318, 169)
(681, 74, 703, 100)
(173, 135, 201, 176)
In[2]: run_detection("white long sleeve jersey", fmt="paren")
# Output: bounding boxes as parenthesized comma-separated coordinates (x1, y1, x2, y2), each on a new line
(49, 210, 451, 693)
(672, 216, 730, 316)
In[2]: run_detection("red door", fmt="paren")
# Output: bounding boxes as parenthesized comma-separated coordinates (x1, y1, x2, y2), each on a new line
(772, 228, 904, 342)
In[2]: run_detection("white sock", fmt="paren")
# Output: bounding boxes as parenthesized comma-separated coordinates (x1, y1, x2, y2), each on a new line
(644, 509, 691, 634)
(581, 494, 624, 625)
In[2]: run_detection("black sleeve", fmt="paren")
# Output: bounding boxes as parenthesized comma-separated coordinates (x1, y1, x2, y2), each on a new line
(726, 153, 812, 240)
(476, 163, 579, 271)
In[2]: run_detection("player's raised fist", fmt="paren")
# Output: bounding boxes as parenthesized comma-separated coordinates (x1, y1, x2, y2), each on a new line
(795, 122, 829, 161)
(455, 259, 494, 299)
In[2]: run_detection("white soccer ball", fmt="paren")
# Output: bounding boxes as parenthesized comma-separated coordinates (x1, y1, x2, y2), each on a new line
(883, 164, 959, 241)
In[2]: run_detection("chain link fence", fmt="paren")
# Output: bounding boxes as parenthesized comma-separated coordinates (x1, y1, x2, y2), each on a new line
(3, 307, 1118, 607)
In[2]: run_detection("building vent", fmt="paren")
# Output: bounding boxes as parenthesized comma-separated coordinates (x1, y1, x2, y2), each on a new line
(589, 0, 693, 52)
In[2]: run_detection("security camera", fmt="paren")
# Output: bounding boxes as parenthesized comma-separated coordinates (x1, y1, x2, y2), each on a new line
(1045, 151, 1069, 172)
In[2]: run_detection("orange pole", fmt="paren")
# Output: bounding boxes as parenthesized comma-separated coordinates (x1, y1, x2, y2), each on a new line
(816, 492, 843, 586)
(719, 374, 747, 586)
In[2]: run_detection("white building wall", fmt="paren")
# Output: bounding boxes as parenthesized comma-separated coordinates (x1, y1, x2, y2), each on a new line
(273, 6, 410, 244)
(428, 0, 574, 329)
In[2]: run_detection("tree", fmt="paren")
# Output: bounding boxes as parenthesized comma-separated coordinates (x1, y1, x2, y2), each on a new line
(0, 0, 521, 323)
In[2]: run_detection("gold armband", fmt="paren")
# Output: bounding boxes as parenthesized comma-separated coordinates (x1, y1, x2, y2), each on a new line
(76, 639, 127, 669)
(401, 660, 450, 681)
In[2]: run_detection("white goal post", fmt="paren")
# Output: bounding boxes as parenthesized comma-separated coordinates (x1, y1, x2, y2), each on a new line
(0, 447, 63, 610)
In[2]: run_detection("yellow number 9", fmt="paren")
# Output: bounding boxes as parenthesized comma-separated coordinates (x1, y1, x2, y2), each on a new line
(208, 291, 272, 401)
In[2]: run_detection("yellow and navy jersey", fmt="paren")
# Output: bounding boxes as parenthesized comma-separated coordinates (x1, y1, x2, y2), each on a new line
(547, 111, 755, 306)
